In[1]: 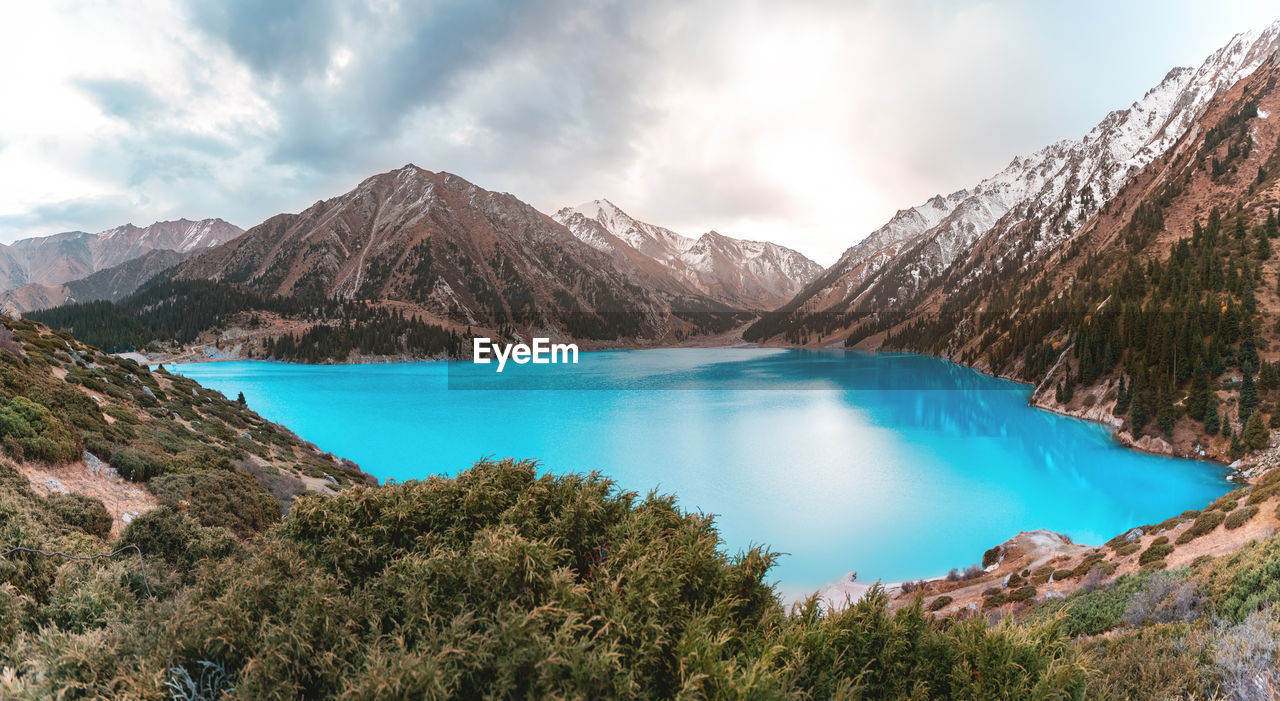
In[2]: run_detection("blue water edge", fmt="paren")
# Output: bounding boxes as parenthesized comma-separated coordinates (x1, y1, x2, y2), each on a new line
(171, 349, 1230, 600)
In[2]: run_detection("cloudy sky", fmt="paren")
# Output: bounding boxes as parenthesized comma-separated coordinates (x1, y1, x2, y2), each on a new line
(0, 1, 1277, 264)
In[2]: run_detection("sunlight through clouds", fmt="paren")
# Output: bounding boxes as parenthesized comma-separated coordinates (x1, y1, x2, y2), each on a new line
(0, 0, 1278, 264)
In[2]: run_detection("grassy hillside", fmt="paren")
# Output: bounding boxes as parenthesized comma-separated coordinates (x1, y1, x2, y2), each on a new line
(2, 456, 1090, 699)
(2, 311, 1280, 698)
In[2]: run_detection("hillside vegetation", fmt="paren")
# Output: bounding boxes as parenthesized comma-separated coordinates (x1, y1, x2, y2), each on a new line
(2, 315, 1280, 696)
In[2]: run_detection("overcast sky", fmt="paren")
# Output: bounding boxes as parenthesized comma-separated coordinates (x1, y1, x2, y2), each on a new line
(1, 1, 1278, 264)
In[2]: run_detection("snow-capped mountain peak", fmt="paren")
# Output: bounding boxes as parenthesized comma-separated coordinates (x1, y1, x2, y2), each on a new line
(769, 19, 1280, 324)
(554, 200, 822, 310)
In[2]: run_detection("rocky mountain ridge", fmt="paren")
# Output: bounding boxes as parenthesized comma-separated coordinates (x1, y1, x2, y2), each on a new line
(0, 218, 243, 309)
(750, 20, 1280, 339)
(554, 199, 822, 310)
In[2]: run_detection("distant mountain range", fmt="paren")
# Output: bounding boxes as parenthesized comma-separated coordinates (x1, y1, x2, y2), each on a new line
(27, 167, 820, 357)
(749, 21, 1280, 341)
(0, 219, 243, 312)
(28, 17, 1280, 446)
(745, 19, 1280, 460)
(158, 166, 815, 343)
(554, 199, 821, 311)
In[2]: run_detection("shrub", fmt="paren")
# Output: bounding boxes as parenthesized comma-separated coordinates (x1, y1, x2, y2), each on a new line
(170, 460, 1087, 698)
(47, 493, 112, 539)
(1125, 571, 1200, 626)
(1225, 505, 1260, 530)
(1081, 624, 1208, 701)
(1052, 568, 1075, 581)
(1029, 574, 1150, 636)
(1247, 482, 1279, 505)
(1212, 608, 1280, 700)
(150, 471, 280, 538)
(1007, 585, 1037, 603)
(927, 595, 952, 612)
(1206, 535, 1280, 621)
(982, 545, 1002, 567)
(118, 507, 239, 576)
(1030, 565, 1054, 585)
(42, 560, 141, 634)
(1176, 510, 1226, 544)
(1, 458, 1093, 698)
(983, 591, 1007, 609)
(1140, 537, 1174, 567)
(1112, 541, 1141, 556)
(1071, 552, 1107, 578)
(0, 396, 78, 463)
(109, 448, 172, 482)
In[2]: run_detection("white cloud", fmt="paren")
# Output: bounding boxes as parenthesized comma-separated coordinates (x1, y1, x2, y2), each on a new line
(0, 0, 1278, 265)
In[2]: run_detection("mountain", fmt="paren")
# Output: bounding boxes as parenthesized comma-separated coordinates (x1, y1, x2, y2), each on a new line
(2, 249, 201, 314)
(0, 218, 243, 297)
(750, 22, 1280, 461)
(749, 21, 1280, 343)
(553, 199, 822, 310)
(169, 166, 751, 344)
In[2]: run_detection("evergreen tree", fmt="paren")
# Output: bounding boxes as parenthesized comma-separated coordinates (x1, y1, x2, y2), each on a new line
(236, 391, 247, 406)
(1129, 398, 1149, 435)
(1114, 375, 1131, 415)
(1156, 383, 1177, 435)
(1186, 367, 1211, 421)
(1243, 410, 1270, 451)
(1231, 434, 1246, 460)
(1204, 399, 1221, 435)
(1241, 372, 1259, 422)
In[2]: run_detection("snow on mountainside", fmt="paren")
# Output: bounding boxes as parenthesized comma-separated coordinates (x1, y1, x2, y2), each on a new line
(95, 218, 244, 269)
(170, 165, 722, 342)
(554, 200, 822, 311)
(0, 218, 243, 294)
(765, 20, 1280, 324)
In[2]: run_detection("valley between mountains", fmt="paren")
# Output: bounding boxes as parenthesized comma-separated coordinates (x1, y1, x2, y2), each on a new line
(21, 20, 1280, 471)
(16, 12, 1280, 698)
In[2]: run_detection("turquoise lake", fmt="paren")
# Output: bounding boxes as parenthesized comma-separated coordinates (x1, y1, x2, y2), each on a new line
(171, 349, 1231, 600)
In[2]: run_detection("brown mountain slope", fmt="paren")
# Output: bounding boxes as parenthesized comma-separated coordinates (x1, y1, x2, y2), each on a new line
(554, 200, 822, 311)
(3, 249, 196, 313)
(746, 24, 1280, 346)
(840, 51, 1280, 461)
(0, 219, 243, 295)
(172, 166, 741, 342)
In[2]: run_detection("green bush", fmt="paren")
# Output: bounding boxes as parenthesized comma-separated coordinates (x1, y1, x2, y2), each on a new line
(1079, 624, 1208, 700)
(927, 595, 953, 612)
(150, 471, 280, 537)
(118, 507, 239, 575)
(1007, 585, 1038, 603)
(1053, 568, 1075, 581)
(47, 493, 112, 539)
(1031, 565, 1054, 585)
(42, 560, 141, 634)
(1207, 534, 1280, 621)
(1112, 542, 1141, 556)
(1175, 510, 1226, 545)
(109, 448, 172, 482)
(1224, 504, 1259, 530)
(1, 458, 1092, 698)
(0, 396, 78, 463)
(1140, 537, 1174, 567)
(1030, 575, 1150, 637)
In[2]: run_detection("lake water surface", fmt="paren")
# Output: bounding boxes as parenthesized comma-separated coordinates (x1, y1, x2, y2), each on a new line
(171, 349, 1230, 599)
